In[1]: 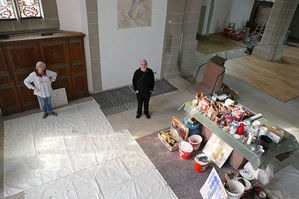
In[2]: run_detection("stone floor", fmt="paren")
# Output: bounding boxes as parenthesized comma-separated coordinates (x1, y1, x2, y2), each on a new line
(1, 74, 299, 198)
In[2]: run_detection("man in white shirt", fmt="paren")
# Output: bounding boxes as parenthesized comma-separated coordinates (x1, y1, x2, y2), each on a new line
(24, 61, 57, 119)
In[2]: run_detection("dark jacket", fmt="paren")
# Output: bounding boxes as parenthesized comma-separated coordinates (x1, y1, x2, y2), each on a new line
(132, 68, 155, 94)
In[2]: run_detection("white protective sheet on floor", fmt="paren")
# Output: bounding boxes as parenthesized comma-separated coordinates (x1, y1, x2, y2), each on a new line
(264, 165, 299, 199)
(4, 100, 177, 199)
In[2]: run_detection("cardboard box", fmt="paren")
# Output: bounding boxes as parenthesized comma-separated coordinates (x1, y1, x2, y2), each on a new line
(158, 117, 189, 151)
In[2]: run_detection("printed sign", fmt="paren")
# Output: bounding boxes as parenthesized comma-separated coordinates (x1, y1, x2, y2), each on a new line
(200, 168, 227, 199)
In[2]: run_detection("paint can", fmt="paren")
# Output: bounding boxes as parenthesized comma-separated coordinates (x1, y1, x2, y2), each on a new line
(188, 135, 202, 151)
(225, 180, 245, 199)
(179, 141, 193, 160)
(194, 153, 210, 172)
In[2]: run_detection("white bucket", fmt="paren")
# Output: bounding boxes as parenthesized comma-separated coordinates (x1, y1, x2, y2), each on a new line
(236, 177, 252, 197)
(226, 180, 245, 199)
(188, 135, 203, 151)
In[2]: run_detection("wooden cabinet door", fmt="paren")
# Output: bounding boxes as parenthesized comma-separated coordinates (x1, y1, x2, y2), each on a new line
(2, 41, 40, 111)
(39, 39, 74, 98)
(69, 38, 88, 98)
(0, 46, 21, 114)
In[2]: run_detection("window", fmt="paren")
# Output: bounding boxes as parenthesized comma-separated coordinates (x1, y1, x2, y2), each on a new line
(0, 0, 16, 19)
(18, 0, 42, 18)
(0, 0, 43, 20)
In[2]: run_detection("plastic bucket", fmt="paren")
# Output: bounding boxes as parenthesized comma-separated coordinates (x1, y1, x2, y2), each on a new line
(194, 153, 209, 172)
(179, 141, 193, 160)
(225, 180, 245, 199)
(236, 177, 252, 198)
(188, 135, 203, 151)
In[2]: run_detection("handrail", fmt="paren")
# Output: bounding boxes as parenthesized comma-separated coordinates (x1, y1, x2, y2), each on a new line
(193, 63, 207, 83)
(209, 70, 225, 95)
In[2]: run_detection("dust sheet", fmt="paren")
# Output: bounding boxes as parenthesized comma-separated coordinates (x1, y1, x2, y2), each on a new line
(4, 100, 177, 199)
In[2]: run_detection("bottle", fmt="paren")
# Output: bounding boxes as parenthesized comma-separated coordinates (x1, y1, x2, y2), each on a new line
(236, 123, 244, 135)
(247, 132, 253, 145)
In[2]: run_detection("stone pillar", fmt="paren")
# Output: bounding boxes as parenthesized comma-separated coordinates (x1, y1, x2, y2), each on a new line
(160, 0, 186, 79)
(252, 0, 298, 60)
(179, 0, 201, 76)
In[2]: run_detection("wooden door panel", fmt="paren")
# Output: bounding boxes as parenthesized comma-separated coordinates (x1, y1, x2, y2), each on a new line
(72, 63, 86, 74)
(12, 69, 33, 85)
(69, 39, 84, 63)
(73, 74, 88, 97)
(0, 86, 19, 114)
(2, 41, 40, 71)
(39, 40, 70, 66)
(16, 84, 37, 109)
(47, 64, 71, 79)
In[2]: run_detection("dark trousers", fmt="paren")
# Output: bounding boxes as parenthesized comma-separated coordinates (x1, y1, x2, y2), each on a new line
(136, 93, 151, 114)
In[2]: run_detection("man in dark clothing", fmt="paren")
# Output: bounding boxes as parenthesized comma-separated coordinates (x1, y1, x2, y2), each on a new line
(132, 60, 155, 119)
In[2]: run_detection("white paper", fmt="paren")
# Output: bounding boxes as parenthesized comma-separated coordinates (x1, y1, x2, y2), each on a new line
(203, 134, 233, 168)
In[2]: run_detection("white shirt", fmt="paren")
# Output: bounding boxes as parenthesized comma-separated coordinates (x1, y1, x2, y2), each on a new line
(24, 70, 57, 98)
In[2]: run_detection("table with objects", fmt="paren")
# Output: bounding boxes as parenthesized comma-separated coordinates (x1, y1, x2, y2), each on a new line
(183, 101, 299, 170)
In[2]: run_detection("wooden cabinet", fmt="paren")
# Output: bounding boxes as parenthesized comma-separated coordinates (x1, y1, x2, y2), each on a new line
(0, 31, 89, 115)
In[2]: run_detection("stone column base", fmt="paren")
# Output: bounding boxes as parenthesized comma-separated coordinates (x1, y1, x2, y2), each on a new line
(252, 43, 285, 61)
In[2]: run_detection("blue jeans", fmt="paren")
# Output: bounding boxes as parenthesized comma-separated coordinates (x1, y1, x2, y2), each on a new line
(38, 96, 52, 113)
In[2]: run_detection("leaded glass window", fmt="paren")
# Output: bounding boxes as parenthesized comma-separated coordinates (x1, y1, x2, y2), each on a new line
(18, 0, 42, 18)
(0, 0, 43, 20)
(0, 0, 17, 19)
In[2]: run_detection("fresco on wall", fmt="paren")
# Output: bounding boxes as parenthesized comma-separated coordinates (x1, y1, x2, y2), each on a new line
(118, 0, 152, 29)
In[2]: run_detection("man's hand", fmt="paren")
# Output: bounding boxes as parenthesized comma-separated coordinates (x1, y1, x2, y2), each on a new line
(34, 87, 40, 92)
(136, 90, 139, 94)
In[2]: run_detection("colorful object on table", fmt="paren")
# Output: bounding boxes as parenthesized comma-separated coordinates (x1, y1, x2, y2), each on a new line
(256, 145, 265, 157)
(230, 121, 239, 134)
(196, 92, 204, 101)
(192, 99, 198, 107)
(225, 98, 235, 106)
(179, 141, 193, 160)
(247, 132, 254, 145)
(188, 135, 203, 151)
(194, 153, 210, 173)
(236, 123, 245, 135)
(200, 99, 210, 112)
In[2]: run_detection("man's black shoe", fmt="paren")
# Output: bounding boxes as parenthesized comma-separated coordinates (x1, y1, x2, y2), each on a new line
(145, 113, 150, 119)
(136, 113, 141, 119)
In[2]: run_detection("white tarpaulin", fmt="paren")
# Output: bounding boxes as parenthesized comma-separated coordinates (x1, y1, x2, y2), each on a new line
(4, 100, 177, 199)
(264, 165, 299, 199)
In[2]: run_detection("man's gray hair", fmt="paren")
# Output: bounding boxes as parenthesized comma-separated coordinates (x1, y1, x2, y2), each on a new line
(140, 59, 148, 65)
(36, 61, 46, 70)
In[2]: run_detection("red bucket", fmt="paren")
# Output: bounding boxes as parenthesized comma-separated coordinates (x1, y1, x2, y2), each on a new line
(179, 141, 193, 160)
(188, 135, 202, 151)
(194, 153, 210, 173)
